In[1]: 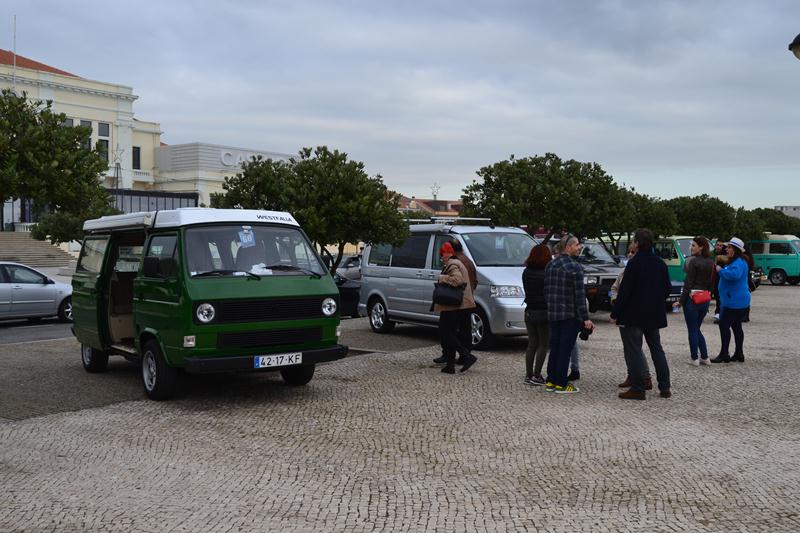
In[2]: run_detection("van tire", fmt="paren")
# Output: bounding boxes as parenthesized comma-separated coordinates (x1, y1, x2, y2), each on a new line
(281, 364, 315, 386)
(368, 297, 395, 333)
(81, 344, 109, 373)
(769, 269, 787, 286)
(58, 297, 73, 322)
(141, 340, 178, 401)
(469, 307, 495, 351)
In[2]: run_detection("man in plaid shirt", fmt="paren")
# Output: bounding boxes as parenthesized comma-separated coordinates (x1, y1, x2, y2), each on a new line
(544, 235, 594, 393)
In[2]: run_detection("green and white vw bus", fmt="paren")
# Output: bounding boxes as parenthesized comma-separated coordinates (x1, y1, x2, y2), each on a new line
(749, 234, 800, 285)
(72, 208, 347, 400)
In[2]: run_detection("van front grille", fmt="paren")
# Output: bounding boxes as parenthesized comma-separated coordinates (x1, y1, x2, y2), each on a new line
(217, 327, 322, 350)
(207, 297, 333, 324)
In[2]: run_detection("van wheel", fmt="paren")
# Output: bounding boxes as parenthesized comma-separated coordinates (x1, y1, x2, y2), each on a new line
(142, 340, 178, 401)
(58, 297, 73, 322)
(81, 344, 109, 373)
(470, 307, 495, 351)
(368, 297, 395, 333)
(281, 364, 315, 386)
(769, 269, 787, 286)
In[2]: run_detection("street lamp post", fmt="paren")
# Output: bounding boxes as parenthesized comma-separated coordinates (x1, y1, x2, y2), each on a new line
(790, 33, 800, 60)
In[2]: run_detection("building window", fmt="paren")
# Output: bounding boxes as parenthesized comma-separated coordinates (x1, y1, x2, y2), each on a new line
(80, 120, 92, 150)
(98, 122, 110, 137)
(98, 139, 109, 162)
(132, 146, 141, 170)
(62, 118, 73, 127)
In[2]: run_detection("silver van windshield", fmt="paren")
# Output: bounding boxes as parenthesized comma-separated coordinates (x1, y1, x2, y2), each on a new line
(185, 225, 325, 277)
(461, 232, 536, 267)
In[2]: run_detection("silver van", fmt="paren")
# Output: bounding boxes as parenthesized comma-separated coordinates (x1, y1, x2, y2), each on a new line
(357, 221, 537, 349)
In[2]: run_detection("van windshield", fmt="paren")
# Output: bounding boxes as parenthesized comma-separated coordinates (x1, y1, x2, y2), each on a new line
(577, 242, 615, 264)
(185, 225, 326, 277)
(792, 240, 800, 253)
(461, 232, 536, 267)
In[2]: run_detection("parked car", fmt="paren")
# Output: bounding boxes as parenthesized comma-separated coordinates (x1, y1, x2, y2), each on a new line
(573, 241, 625, 312)
(748, 234, 800, 285)
(358, 221, 537, 349)
(0, 262, 73, 322)
(334, 273, 360, 317)
(337, 254, 362, 280)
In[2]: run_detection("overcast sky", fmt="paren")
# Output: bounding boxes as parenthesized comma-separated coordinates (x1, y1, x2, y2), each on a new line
(6, 0, 800, 208)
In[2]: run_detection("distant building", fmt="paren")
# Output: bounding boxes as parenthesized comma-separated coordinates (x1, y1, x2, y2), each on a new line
(397, 195, 463, 217)
(0, 49, 292, 226)
(776, 206, 800, 219)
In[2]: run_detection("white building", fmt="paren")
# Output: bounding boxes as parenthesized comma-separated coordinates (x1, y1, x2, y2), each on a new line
(775, 206, 800, 219)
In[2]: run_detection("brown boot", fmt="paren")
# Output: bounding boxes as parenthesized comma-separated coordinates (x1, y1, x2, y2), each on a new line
(618, 376, 631, 388)
(660, 389, 672, 398)
(618, 389, 646, 400)
(644, 376, 653, 391)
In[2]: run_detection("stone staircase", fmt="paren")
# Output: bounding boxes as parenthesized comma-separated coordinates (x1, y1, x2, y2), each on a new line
(0, 232, 77, 267)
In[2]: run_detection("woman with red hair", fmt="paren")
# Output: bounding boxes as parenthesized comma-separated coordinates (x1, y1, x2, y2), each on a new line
(434, 242, 477, 374)
(522, 244, 552, 385)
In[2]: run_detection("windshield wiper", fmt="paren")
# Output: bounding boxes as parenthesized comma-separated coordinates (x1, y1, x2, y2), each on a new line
(193, 269, 261, 280)
(263, 264, 322, 278)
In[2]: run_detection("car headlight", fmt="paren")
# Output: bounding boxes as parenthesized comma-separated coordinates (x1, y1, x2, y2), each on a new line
(196, 303, 216, 323)
(490, 285, 524, 298)
(583, 276, 599, 286)
(322, 297, 337, 316)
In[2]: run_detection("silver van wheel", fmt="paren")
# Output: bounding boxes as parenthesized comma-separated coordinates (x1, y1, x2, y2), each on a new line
(143, 350, 157, 392)
(471, 312, 484, 345)
(368, 298, 395, 333)
(141, 340, 178, 401)
(81, 344, 108, 373)
(769, 269, 787, 285)
(469, 308, 495, 350)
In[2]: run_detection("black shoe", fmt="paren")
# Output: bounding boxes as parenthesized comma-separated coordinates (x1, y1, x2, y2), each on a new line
(567, 371, 580, 381)
(454, 356, 465, 365)
(730, 353, 745, 363)
(710, 355, 731, 363)
(433, 355, 448, 364)
(441, 365, 455, 374)
(459, 354, 477, 372)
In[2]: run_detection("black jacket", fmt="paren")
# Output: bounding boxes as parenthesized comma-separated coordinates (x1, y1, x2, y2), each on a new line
(611, 250, 671, 329)
(522, 266, 546, 311)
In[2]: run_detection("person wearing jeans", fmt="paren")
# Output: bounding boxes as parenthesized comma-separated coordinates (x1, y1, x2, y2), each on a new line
(674, 236, 715, 365)
(611, 228, 673, 400)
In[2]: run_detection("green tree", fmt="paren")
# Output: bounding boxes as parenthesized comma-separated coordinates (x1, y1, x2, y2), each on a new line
(211, 146, 408, 273)
(663, 194, 735, 238)
(732, 208, 766, 242)
(1, 89, 114, 241)
(751, 208, 800, 236)
(461, 153, 625, 243)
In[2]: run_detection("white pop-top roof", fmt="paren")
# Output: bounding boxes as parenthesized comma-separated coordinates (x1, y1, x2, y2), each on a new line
(83, 208, 299, 232)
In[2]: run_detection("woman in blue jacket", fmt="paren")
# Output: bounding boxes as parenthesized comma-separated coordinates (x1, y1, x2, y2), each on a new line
(711, 237, 751, 363)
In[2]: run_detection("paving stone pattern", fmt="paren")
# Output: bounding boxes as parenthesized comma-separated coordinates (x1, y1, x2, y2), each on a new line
(1, 285, 799, 531)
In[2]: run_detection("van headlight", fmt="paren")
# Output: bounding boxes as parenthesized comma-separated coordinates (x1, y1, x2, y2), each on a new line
(490, 285, 524, 298)
(583, 276, 599, 286)
(196, 303, 216, 323)
(322, 297, 337, 316)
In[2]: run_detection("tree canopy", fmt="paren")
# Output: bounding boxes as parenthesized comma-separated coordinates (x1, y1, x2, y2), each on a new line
(210, 146, 408, 273)
(1, 89, 115, 242)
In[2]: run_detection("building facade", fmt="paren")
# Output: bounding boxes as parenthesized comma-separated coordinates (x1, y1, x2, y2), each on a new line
(776, 206, 800, 219)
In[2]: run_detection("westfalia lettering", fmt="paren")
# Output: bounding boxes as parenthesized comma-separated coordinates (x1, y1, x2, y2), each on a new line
(256, 214, 293, 222)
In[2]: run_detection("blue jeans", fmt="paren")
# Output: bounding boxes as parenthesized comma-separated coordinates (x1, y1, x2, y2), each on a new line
(619, 326, 671, 392)
(547, 319, 581, 387)
(683, 300, 709, 359)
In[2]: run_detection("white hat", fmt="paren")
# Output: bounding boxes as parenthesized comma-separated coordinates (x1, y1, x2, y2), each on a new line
(727, 237, 745, 251)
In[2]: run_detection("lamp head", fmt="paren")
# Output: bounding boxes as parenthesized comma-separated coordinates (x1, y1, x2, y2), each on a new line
(790, 33, 800, 60)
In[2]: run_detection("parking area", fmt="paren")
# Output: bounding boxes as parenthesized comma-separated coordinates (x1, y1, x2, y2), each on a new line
(1, 285, 799, 531)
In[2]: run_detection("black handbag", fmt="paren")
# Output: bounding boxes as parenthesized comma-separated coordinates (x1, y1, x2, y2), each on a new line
(432, 282, 466, 306)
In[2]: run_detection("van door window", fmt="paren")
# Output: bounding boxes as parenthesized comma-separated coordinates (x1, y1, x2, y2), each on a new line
(432, 235, 454, 270)
(750, 243, 765, 254)
(368, 244, 392, 266)
(77, 237, 110, 273)
(146, 235, 178, 278)
(390, 235, 429, 268)
(769, 242, 793, 255)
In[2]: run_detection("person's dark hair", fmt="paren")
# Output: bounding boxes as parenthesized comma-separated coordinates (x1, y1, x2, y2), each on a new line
(525, 243, 552, 268)
(449, 239, 463, 253)
(693, 236, 710, 258)
(633, 228, 654, 252)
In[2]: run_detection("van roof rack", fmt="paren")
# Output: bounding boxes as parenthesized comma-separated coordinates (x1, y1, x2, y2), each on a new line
(428, 216, 494, 227)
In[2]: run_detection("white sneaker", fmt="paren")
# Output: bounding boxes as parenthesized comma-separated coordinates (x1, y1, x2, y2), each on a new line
(688, 358, 700, 366)
(699, 358, 711, 366)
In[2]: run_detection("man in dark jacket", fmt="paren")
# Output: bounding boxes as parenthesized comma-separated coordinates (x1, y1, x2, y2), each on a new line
(611, 228, 672, 400)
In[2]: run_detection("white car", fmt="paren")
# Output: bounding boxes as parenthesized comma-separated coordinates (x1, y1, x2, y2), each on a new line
(0, 262, 73, 322)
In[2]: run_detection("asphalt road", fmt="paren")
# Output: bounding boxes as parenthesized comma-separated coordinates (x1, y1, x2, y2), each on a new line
(0, 318, 73, 345)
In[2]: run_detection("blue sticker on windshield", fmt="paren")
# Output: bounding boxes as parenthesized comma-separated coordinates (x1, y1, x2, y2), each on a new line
(238, 231, 255, 248)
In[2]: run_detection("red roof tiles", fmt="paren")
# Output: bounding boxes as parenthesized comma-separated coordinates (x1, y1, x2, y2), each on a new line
(0, 49, 79, 78)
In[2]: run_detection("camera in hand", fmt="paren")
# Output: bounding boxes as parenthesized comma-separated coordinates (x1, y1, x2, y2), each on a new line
(579, 324, 594, 341)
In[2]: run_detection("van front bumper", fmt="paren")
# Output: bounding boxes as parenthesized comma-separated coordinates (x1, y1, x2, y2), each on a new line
(182, 344, 348, 374)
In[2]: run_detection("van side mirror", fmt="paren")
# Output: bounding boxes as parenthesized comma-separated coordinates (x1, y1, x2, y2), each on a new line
(143, 256, 160, 277)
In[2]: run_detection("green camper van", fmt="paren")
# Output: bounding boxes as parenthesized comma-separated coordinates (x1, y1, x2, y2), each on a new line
(72, 208, 347, 400)
(654, 236, 694, 282)
(749, 234, 800, 285)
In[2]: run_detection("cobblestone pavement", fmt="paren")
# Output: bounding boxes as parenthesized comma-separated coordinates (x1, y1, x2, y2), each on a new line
(1, 285, 799, 531)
